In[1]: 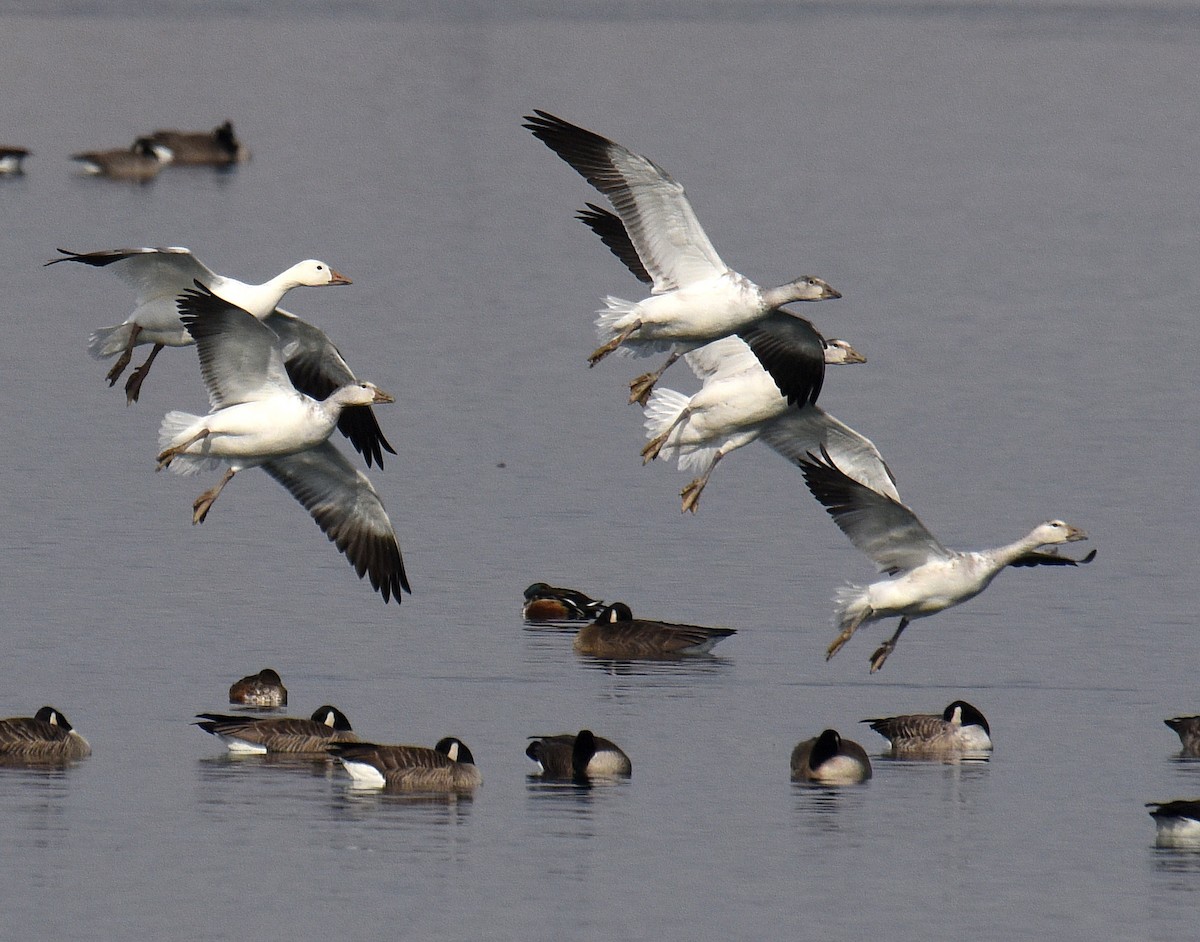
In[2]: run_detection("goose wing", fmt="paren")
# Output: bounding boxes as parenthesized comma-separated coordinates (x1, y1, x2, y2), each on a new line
(1009, 548, 1097, 567)
(262, 442, 410, 603)
(736, 309, 827, 406)
(177, 283, 293, 408)
(46, 246, 219, 306)
(265, 309, 397, 469)
(0, 716, 70, 749)
(682, 335, 763, 381)
(524, 110, 727, 290)
(762, 407, 901, 503)
(798, 446, 950, 573)
(576, 202, 653, 284)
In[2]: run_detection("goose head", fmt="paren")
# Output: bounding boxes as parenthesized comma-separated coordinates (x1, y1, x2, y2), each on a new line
(331, 381, 394, 408)
(1031, 519, 1088, 546)
(435, 737, 477, 765)
(311, 705, 353, 732)
(944, 700, 990, 735)
(784, 275, 841, 302)
(823, 338, 866, 364)
(34, 706, 72, 731)
(600, 602, 634, 624)
(133, 138, 174, 164)
(284, 259, 352, 288)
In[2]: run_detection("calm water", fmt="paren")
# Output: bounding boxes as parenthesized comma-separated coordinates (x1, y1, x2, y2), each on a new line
(1, 2, 1197, 940)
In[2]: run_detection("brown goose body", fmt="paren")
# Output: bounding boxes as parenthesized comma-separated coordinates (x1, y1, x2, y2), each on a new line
(526, 730, 631, 780)
(574, 603, 735, 658)
(791, 729, 872, 784)
(330, 738, 482, 791)
(147, 120, 249, 166)
(195, 705, 356, 754)
(1165, 715, 1200, 757)
(228, 669, 288, 708)
(0, 707, 91, 760)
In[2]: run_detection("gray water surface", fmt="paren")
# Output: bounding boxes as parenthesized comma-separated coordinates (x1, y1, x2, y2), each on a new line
(0, 3, 1196, 940)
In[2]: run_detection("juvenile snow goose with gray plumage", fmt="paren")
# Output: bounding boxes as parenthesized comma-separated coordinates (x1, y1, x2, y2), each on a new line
(524, 111, 840, 400)
(798, 447, 1093, 673)
(156, 283, 409, 603)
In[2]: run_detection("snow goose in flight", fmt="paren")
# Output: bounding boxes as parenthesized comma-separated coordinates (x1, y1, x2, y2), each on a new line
(576, 202, 850, 406)
(524, 111, 840, 399)
(642, 335, 886, 513)
(798, 447, 1093, 672)
(46, 246, 351, 403)
(790, 729, 872, 784)
(156, 283, 409, 603)
(70, 137, 174, 182)
(573, 602, 736, 658)
(861, 700, 993, 755)
(329, 738, 483, 792)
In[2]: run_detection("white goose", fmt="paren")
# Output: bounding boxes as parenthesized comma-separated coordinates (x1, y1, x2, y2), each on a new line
(575, 202, 846, 407)
(799, 447, 1093, 672)
(524, 111, 841, 399)
(156, 283, 409, 603)
(642, 335, 888, 513)
(47, 246, 350, 402)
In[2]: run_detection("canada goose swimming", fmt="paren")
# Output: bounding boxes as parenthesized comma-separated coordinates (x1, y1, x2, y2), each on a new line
(70, 137, 173, 182)
(329, 738, 482, 791)
(0, 146, 30, 175)
(147, 120, 249, 166)
(523, 582, 608, 621)
(1164, 716, 1200, 757)
(790, 729, 872, 784)
(228, 669, 288, 708)
(798, 446, 1093, 673)
(46, 248, 369, 432)
(524, 111, 839, 399)
(526, 730, 631, 781)
(156, 284, 409, 603)
(641, 335, 888, 513)
(1146, 799, 1200, 847)
(195, 705, 356, 754)
(576, 201, 855, 406)
(0, 706, 91, 760)
(862, 700, 993, 754)
(574, 602, 735, 657)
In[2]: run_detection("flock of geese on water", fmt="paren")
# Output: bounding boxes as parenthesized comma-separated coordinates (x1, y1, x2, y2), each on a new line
(3, 111, 1189, 843)
(0, 120, 250, 182)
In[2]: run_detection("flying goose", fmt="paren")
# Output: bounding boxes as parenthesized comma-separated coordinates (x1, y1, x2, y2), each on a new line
(329, 738, 482, 791)
(1146, 800, 1200, 847)
(46, 247, 390, 462)
(228, 669, 288, 708)
(524, 111, 840, 399)
(0, 146, 30, 175)
(642, 335, 887, 512)
(798, 447, 1093, 672)
(525, 730, 631, 781)
(574, 602, 736, 658)
(1164, 716, 1200, 757)
(156, 284, 409, 604)
(146, 120, 249, 166)
(0, 706, 91, 760)
(522, 582, 608, 621)
(790, 729, 872, 784)
(861, 700, 993, 754)
(195, 705, 356, 754)
(70, 137, 174, 182)
(576, 201, 850, 406)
